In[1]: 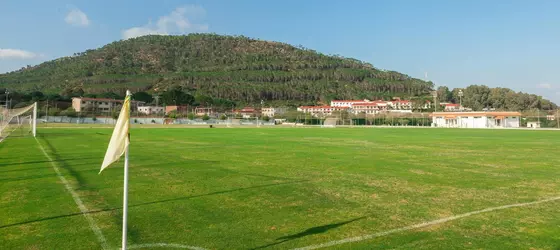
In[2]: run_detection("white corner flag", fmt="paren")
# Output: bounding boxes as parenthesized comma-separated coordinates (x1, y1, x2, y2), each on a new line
(99, 90, 131, 250)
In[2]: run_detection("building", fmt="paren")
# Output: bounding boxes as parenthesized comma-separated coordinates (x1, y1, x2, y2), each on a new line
(430, 111, 521, 128)
(297, 106, 349, 117)
(331, 99, 431, 114)
(444, 103, 461, 111)
(546, 115, 556, 121)
(165, 105, 188, 115)
(72, 97, 145, 113)
(235, 107, 260, 118)
(137, 106, 164, 115)
(261, 107, 287, 117)
(330, 100, 369, 107)
(195, 107, 214, 116)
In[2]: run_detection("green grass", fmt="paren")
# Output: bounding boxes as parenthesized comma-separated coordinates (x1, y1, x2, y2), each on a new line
(1, 128, 560, 250)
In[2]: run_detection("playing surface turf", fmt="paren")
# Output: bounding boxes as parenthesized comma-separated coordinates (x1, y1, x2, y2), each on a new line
(1, 127, 560, 249)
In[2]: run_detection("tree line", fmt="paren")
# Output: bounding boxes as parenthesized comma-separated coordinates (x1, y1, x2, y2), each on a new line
(436, 85, 557, 111)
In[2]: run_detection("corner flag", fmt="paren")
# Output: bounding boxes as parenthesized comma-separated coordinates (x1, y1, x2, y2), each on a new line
(100, 91, 131, 173)
(99, 90, 132, 250)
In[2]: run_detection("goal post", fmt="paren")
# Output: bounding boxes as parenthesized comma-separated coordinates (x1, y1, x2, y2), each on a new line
(0, 102, 38, 140)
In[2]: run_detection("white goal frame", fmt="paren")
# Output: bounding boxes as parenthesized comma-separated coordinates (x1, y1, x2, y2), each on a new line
(0, 102, 37, 140)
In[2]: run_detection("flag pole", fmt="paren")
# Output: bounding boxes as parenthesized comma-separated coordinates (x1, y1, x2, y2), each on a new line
(122, 90, 131, 250)
(122, 144, 129, 250)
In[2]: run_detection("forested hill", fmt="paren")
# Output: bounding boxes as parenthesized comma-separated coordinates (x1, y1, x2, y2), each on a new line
(0, 34, 434, 105)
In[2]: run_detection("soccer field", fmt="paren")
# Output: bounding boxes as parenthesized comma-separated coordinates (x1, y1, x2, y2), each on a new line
(1, 127, 560, 249)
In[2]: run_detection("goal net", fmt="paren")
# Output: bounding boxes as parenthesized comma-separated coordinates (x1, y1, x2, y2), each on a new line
(0, 103, 37, 141)
(321, 118, 338, 128)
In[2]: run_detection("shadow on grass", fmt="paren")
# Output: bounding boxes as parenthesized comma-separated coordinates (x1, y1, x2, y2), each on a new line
(0, 173, 59, 183)
(0, 157, 100, 168)
(0, 180, 309, 230)
(250, 217, 366, 250)
(40, 136, 94, 191)
(128, 179, 310, 209)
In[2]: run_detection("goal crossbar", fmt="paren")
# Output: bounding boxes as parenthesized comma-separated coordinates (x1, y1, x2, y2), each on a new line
(0, 102, 37, 140)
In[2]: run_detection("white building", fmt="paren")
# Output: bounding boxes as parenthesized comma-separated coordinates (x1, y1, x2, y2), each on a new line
(137, 106, 164, 115)
(72, 97, 145, 113)
(430, 112, 521, 128)
(298, 106, 349, 117)
(262, 107, 287, 117)
(330, 100, 369, 107)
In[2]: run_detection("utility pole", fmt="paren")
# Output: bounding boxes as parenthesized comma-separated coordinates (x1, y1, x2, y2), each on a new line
(4, 90, 9, 109)
(458, 89, 464, 111)
(46, 99, 49, 124)
(432, 90, 438, 112)
(153, 95, 160, 107)
(557, 109, 559, 129)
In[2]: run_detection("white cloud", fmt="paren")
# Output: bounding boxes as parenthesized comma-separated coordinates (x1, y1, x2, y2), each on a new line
(65, 8, 90, 27)
(122, 5, 208, 39)
(0, 49, 38, 59)
(537, 83, 553, 89)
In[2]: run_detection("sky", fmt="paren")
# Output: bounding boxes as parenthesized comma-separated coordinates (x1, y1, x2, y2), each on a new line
(1, 0, 560, 102)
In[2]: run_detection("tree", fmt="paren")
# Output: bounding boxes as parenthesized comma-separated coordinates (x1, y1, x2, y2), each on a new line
(195, 94, 213, 107)
(161, 87, 194, 105)
(436, 86, 451, 103)
(61, 108, 77, 117)
(47, 108, 60, 116)
(132, 91, 153, 103)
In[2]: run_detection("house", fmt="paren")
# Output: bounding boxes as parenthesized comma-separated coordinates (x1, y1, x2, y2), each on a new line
(137, 106, 164, 115)
(546, 115, 556, 121)
(72, 97, 145, 113)
(444, 103, 461, 111)
(330, 100, 369, 107)
(261, 107, 287, 117)
(430, 111, 521, 128)
(297, 106, 349, 117)
(165, 105, 188, 115)
(195, 107, 214, 116)
(235, 107, 260, 118)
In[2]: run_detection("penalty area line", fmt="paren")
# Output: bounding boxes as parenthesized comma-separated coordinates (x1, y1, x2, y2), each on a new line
(128, 243, 208, 250)
(293, 195, 560, 250)
(35, 137, 110, 250)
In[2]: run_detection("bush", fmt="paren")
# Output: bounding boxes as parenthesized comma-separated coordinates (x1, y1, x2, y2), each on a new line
(187, 113, 195, 120)
(134, 119, 138, 124)
(262, 116, 270, 122)
(151, 119, 156, 124)
(220, 114, 227, 120)
(202, 114, 210, 121)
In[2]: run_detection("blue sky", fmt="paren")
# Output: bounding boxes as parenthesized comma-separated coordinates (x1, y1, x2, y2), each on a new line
(1, 0, 560, 102)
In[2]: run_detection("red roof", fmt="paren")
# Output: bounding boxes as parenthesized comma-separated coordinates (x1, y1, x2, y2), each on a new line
(299, 106, 349, 110)
(76, 97, 123, 102)
(299, 106, 333, 109)
(352, 103, 379, 106)
(332, 100, 363, 102)
(446, 103, 460, 107)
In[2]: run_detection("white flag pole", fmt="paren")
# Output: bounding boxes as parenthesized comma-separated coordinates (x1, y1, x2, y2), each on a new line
(122, 144, 129, 250)
(122, 90, 131, 250)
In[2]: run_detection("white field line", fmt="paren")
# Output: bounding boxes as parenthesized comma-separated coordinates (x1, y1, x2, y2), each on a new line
(128, 243, 208, 250)
(35, 137, 110, 250)
(294, 196, 560, 250)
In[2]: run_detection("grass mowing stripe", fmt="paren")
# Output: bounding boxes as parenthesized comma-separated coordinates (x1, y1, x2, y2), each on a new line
(35, 137, 110, 250)
(128, 243, 208, 249)
(293, 195, 560, 250)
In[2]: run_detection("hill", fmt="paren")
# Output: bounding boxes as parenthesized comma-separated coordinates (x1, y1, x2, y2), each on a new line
(0, 34, 434, 106)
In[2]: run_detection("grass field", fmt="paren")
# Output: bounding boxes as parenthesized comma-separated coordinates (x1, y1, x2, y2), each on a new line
(1, 127, 560, 250)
